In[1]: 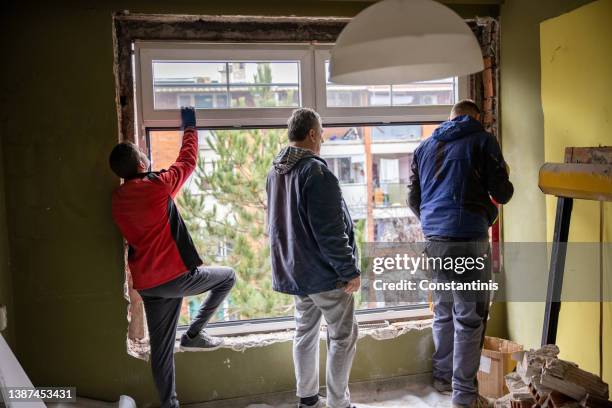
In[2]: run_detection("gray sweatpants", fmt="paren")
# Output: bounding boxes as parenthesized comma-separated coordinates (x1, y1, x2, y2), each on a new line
(138, 266, 236, 408)
(293, 288, 359, 408)
(428, 240, 491, 406)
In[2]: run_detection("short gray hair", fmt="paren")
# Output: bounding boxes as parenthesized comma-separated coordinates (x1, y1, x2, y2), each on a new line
(287, 108, 322, 142)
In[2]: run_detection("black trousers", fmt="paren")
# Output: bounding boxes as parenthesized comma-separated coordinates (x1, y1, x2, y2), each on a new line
(138, 266, 236, 408)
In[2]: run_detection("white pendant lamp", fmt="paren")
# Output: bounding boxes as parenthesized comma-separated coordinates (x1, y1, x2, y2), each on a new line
(329, 0, 484, 84)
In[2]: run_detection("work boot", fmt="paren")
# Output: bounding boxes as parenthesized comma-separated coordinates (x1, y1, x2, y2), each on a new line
(180, 330, 224, 351)
(433, 378, 452, 393)
(452, 395, 495, 408)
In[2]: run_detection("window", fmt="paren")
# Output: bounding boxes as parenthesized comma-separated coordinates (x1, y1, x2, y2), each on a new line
(136, 42, 467, 329)
(135, 42, 466, 128)
(136, 43, 314, 128)
(323, 62, 457, 108)
(152, 61, 301, 110)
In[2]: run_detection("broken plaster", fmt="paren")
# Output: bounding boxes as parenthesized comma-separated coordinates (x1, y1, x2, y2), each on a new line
(129, 319, 434, 360)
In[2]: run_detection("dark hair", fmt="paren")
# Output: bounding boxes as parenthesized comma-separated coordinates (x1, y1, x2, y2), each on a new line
(451, 99, 481, 117)
(109, 142, 142, 179)
(287, 108, 322, 142)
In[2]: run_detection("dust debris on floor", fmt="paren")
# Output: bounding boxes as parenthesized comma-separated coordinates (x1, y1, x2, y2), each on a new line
(242, 379, 451, 408)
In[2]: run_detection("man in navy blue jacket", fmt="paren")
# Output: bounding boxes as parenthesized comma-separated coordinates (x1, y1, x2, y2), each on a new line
(408, 100, 513, 408)
(267, 108, 360, 408)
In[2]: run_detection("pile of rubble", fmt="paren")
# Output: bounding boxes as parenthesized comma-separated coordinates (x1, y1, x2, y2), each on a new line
(495, 345, 610, 408)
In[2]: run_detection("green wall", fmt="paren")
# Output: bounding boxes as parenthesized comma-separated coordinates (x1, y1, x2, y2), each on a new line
(499, 0, 595, 350)
(0, 1, 503, 406)
(0, 139, 15, 348)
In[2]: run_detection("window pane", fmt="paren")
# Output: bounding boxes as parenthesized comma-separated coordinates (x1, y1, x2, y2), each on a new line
(152, 61, 300, 110)
(321, 125, 431, 309)
(148, 124, 433, 324)
(372, 124, 422, 141)
(229, 85, 299, 108)
(325, 62, 390, 107)
(325, 61, 456, 107)
(227, 62, 299, 84)
(320, 125, 427, 243)
(392, 77, 456, 106)
(228, 62, 300, 108)
(153, 62, 228, 109)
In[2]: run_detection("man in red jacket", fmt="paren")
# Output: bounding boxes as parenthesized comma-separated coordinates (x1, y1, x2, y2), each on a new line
(110, 107, 235, 408)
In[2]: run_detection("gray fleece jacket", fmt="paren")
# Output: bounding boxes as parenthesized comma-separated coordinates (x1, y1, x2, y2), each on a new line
(266, 146, 360, 295)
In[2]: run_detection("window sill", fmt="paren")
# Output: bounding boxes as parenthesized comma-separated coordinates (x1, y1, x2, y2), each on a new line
(173, 307, 433, 353)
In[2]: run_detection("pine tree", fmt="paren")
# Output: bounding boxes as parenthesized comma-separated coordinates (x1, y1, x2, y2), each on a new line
(177, 64, 293, 321)
(178, 128, 292, 321)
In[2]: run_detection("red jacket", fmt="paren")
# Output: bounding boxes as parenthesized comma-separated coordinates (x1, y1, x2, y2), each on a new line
(112, 128, 202, 290)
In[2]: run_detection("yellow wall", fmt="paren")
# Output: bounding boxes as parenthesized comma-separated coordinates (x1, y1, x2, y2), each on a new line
(499, 0, 595, 351)
(540, 0, 612, 382)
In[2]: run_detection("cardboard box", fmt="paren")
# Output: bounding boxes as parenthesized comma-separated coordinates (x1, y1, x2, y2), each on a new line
(478, 336, 524, 398)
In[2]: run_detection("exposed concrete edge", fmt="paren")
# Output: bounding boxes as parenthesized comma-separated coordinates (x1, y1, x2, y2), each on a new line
(114, 13, 351, 24)
(127, 318, 433, 359)
(360, 318, 433, 341)
(199, 318, 434, 353)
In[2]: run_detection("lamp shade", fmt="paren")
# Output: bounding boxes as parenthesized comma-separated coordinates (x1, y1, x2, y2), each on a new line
(329, 0, 484, 84)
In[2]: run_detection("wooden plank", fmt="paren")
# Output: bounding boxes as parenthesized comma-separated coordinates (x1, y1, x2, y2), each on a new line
(565, 147, 612, 165)
(539, 163, 612, 202)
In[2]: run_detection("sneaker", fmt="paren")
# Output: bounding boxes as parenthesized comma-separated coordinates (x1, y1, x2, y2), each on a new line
(180, 330, 224, 351)
(433, 378, 452, 393)
(452, 395, 495, 408)
(297, 395, 326, 408)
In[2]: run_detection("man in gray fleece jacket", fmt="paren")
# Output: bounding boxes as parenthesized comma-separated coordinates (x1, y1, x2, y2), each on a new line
(266, 108, 360, 408)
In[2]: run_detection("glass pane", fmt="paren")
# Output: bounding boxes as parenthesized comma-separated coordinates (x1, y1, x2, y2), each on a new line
(326, 62, 390, 107)
(392, 77, 456, 106)
(228, 62, 300, 108)
(227, 62, 299, 84)
(320, 125, 432, 309)
(153, 62, 228, 109)
(325, 61, 456, 107)
(229, 85, 299, 108)
(372, 125, 422, 141)
(148, 124, 434, 323)
(152, 61, 300, 109)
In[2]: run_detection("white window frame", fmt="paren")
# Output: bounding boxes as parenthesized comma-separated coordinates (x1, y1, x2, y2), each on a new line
(135, 41, 316, 130)
(135, 41, 468, 132)
(135, 41, 469, 331)
(313, 46, 468, 124)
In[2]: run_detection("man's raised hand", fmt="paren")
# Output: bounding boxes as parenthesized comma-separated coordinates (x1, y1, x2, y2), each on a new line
(180, 106, 196, 130)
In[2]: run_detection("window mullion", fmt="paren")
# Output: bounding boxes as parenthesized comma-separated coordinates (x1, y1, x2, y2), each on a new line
(225, 63, 231, 108)
(310, 47, 319, 111)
